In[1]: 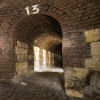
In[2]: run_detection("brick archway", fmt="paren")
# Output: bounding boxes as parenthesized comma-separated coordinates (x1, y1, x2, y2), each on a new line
(14, 14, 63, 74)
(0, 0, 89, 98)
(0, 0, 66, 76)
(0, 0, 100, 98)
(1, 6, 86, 97)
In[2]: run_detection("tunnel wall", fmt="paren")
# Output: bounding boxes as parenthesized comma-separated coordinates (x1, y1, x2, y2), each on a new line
(84, 28, 100, 98)
(28, 43, 34, 71)
(0, 22, 16, 79)
(16, 41, 28, 76)
(54, 46, 62, 67)
(0, 0, 100, 98)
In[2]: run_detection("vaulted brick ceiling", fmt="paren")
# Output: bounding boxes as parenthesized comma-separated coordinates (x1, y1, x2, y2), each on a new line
(15, 14, 62, 51)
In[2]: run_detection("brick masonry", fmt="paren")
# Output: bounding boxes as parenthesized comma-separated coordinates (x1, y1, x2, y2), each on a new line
(0, 0, 100, 98)
(84, 29, 100, 99)
(16, 41, 28, 76)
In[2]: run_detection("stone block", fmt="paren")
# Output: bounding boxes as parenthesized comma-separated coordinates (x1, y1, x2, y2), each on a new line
(90, 72, 100, 90)
(64, 67, 89, 81)
(22, 49, 28, 54)
(16, 46, 28, 55)
(16, 62, 28, 70)
(91, 41, 100, 56)
(65, 80, 84, 89)
(16, 62, 28, 75)
(85, 56, 100, 70)
(24, 44, 28, 48)
(84, 71, 100, 96)
(65, 80, 84, 98)
(85, 29, 100, 42)
(84, 86, 93, 95)
(66, 89, 84, 98)
(17, 55, 27, 62)
(17, 41, 21, 47)
(17, 41, 28, 48)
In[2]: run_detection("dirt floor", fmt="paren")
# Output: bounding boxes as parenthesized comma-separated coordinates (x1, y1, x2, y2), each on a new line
(0, 72, 68, 100)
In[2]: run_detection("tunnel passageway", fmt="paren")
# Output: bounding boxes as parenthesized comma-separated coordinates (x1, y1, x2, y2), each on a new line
(9, 14, 67, 100)
(15, 14, 63, 75)
(0, 0, 100, 99)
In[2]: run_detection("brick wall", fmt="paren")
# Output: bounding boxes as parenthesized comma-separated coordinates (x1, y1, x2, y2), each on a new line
(0, 0, 100, 98)
(0, 21, 16, 79)
(84, 29, 100, 99)
(16, 41, 28, 76)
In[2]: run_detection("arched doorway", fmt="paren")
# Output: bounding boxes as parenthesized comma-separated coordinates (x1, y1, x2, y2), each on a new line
(14, 14, 63, 75)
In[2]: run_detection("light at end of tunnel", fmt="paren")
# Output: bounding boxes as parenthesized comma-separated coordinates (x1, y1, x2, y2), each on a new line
(34, 67, 64, 73)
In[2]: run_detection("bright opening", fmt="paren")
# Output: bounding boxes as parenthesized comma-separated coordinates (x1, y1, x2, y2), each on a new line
(34, 46, 64, 73)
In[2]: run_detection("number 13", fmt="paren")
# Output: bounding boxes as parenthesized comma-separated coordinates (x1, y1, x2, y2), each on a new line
(25, 4, 40, 15)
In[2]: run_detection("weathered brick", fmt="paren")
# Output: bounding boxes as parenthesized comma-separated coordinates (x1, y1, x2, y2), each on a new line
(64, 67, 89, 81)
(66, 89, 84, 98)
(16, 62, 28, 75)
(0, 0, 100, 99)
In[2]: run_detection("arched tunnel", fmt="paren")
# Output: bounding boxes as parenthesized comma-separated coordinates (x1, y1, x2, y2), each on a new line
(0, 0, 100, 99)
(14, 14, 63, 75)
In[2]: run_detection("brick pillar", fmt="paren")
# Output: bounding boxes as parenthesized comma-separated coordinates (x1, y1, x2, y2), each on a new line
(16, 41, 28, 75)
(28, 43, 34, 71)
(46, 51, 49, 67)
(51, 52, 54, 67)
(0, 22, 16, 79)
(40, 48, 43, 69)
(63, 31, 89, 98)
(54, 53, 56, 66)
(48, 51, 51, 67)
